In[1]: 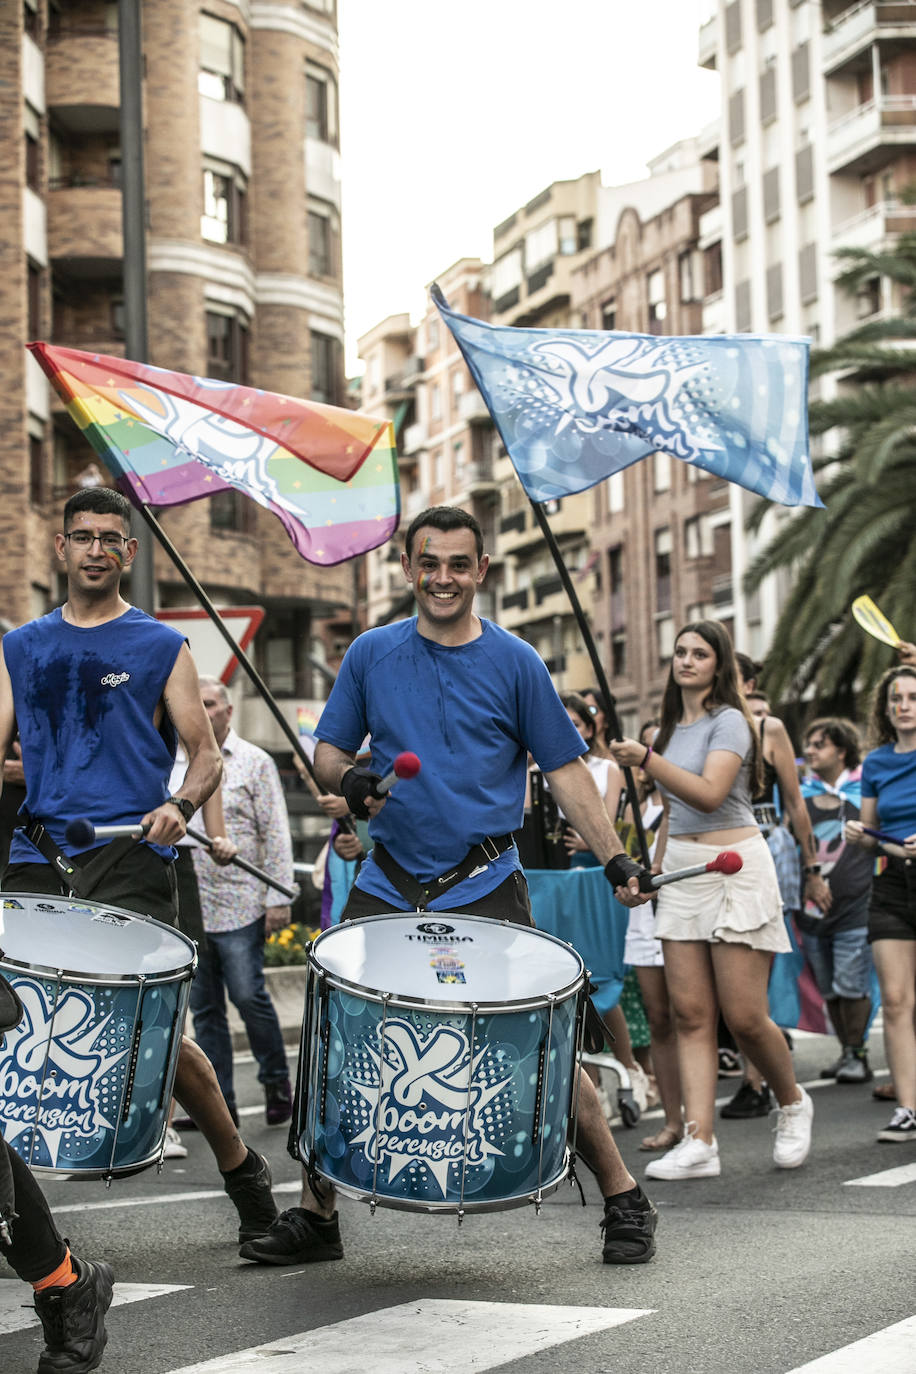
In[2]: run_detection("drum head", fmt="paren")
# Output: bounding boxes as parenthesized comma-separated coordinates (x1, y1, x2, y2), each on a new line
(311, 912, 583, 1007)
(0, 893, 195, 978)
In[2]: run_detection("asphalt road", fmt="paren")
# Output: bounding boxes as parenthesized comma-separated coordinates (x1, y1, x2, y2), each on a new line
(3, 1031, 914, 1374)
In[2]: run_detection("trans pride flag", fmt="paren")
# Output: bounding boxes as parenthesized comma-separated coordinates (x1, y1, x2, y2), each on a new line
(28, 343, 400, 566)
(433, 286, 822, 509)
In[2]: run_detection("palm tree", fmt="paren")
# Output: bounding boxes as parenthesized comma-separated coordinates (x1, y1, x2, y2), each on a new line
(743, 219, 916, 710)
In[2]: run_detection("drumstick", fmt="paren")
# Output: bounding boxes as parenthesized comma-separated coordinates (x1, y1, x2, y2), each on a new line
(374, 751, 421, 796)
(648, 850, 743, 890)
(862, 825, 908, 846)
(64, 818, 300, 901)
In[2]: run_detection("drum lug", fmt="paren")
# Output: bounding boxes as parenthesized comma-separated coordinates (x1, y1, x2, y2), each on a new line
(457, 1207, 465, 1227)
(369, 1196, 377, 1217)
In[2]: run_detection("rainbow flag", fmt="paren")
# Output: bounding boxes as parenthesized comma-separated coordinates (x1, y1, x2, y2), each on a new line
(28, 343, 400, 566)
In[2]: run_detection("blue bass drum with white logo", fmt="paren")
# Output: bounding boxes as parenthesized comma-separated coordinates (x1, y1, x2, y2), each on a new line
(0, 894, 196, 1178)
(293, 913, 587, 1215)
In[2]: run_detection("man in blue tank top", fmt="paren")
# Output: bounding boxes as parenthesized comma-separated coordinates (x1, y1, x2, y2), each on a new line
(0, 490, 279, 1330)
(241, 505, 659, 1273)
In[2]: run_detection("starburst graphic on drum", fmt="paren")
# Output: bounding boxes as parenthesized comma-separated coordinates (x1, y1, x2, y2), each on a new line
(0, 982, 130, 1168)
(346, 1018, 513, 1199)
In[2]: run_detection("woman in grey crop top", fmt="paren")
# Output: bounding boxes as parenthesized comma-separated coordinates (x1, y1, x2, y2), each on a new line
(609, 620, 814, 1181)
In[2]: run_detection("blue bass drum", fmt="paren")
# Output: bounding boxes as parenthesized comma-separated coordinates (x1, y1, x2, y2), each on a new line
(0, 893, 196, 1179)
(294, 913, 586, 1215)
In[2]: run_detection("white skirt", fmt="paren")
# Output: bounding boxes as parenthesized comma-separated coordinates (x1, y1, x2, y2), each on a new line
(654, 833, 790, 953)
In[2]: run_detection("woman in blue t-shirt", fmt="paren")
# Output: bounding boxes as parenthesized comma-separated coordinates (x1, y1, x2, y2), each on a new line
(846, 665, 916, 1143)
(610, 620, 814, 1181)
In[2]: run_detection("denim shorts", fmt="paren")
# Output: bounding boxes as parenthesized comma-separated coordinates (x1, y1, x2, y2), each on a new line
(800, 925, 873, 1000)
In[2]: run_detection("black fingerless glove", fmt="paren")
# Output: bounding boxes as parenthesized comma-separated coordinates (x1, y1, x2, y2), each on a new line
(605, 854, 654, 893)
(340, 766, 383, 820)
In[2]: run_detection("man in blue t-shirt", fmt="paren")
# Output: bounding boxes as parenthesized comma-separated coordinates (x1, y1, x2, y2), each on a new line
(241, 504, 658, 1272)
(0, 489, 278, 1319)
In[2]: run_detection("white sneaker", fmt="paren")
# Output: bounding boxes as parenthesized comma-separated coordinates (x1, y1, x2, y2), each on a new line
(628, 1062, 650, 1114)
(645, 1124, 720, 1180)
(772, 1086, 813, 1168)
(163, 1126, 188, 1160)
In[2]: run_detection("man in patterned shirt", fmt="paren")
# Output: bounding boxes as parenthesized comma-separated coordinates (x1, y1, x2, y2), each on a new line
(188, 677, 296, 1126)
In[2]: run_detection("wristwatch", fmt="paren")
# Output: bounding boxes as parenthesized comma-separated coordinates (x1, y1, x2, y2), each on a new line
(167, 795, 195, 824)
(803, 864, 822, 877)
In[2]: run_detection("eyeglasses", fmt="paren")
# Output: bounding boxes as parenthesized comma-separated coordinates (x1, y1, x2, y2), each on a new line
(64, 531, 129, 552)
(805, 738, 828, 750)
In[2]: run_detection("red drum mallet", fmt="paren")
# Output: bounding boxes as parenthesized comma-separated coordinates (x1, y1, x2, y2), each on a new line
(373, 751, 421, 796)
(648, 849, 743, 890)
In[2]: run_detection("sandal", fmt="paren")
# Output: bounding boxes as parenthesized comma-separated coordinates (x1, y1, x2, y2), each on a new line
(639, 1125, 683, 1152)
(873, 1082, 897, 1102)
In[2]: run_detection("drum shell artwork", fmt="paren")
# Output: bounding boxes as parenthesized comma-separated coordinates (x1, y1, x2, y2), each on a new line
(0, 894, 196, 1179)
(294, 912, 586, 1214)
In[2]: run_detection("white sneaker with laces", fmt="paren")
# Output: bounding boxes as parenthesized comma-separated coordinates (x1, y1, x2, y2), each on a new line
(772, 1086, 813, 1168)
(163, 1126, 188, 1160)
(645, 1124, 720, 1180)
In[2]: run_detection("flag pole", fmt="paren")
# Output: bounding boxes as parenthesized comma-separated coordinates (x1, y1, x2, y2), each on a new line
(527, 499, 650, 868)
(131, 502, 356, 834)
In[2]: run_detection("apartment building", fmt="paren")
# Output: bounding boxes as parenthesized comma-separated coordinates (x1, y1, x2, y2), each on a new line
(6, 0, 353, 756)
(570, 142, 721, 734)
(696, 0, 916, 660)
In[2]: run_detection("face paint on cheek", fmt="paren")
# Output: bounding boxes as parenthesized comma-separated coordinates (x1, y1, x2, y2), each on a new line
(418, 573, 431, 591)
(107, 547, 125, 569)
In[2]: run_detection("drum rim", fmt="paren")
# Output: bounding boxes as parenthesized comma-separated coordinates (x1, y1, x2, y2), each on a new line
(300, 1152, 570, 1215)
(309, 910, 586, 1012)
(0, 892, 198, 982)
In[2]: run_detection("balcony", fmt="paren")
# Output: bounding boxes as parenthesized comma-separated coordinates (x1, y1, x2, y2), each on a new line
(698, 13, 718, 70)
(458, 389, 493, 424)
(384, 356, 423, 402)
(702, 290, 726, 335)
(826, 96, 916, 176)
(401, 421, 426, 456)
(822, 3, 916, 77)
(455, 461, 499, 499)
(698, 200, 723, 251)
(831, 198, 916, 250)
(47, 186, 123, 275)
(697, 118, 721, 164)
(501, 588, 529, 612)
(46, 33, 120, 134)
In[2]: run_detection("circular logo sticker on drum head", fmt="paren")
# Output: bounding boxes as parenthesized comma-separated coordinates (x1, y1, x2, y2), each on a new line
(416, 921, 455, 936)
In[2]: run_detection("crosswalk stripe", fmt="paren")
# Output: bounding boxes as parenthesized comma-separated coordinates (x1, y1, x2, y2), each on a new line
(48, 1180, 301, 1216)
(843, 1161, 916, 1188)
(783, 1314, 916, 1372)
(0, 1281, 190, 1336)
(163, 1299, 653, 1373)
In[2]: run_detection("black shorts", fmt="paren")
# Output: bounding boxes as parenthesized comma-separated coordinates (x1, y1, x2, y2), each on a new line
(340, 869, 533, 927)
(4, 843, 178, 926)
(868, 857, 916, 943)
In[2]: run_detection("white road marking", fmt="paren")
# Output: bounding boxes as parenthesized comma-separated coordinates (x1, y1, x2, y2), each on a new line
(844, 1161, 916, 1188)
(783, 1314, 916, 1372)
(164, 1299, 652, 1373)
(0, 1281, 190, 1336)
(48, 1179, 301, 1216)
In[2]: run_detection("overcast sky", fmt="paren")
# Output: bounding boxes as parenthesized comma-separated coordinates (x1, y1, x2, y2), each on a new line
(336, 0, 721, 368)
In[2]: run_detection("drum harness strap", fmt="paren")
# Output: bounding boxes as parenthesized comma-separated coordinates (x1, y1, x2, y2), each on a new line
(371, 835, 515, 911)
(19, 818, 138, 901)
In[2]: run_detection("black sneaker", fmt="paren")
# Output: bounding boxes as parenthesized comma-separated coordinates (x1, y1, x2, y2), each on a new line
(878, 1107, 916, 1143)
(600, 1187, 657, 1265)
(835, 1047, 872, 1084)
(34, 1257, 114, 1373)
(222, 1150, 279, 1244)
(239, 1207, 344, 1265)
(264, 1078, 293, 1127)
(717, 1048, 743, 1078)
(720, 1080, 773, 1119)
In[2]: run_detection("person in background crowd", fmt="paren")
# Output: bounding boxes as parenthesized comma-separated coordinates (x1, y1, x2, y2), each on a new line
(798, 718, 875, 1085)
(845, 665, 916, 1142)
(610, 620, 814, 1180)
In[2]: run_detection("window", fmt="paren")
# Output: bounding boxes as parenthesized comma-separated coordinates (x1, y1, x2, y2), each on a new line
(733, 185, 749, 240)
(201, 163, 248, 245)
(210, 488, 255, 535)
(307, 198, 340, 277)
(491, 249, 522, 302)
(607, 470, 624, 513)
(525, 219, 558, 272)
(558, 215, 577, 255)
(729, 88, 746, 146)
(426, 317, 439, 353)
(725, 0, 742, 54)
(654, 451, 671, 492)
(29, 423, 45, 507)
(655, 528, 672, 613)
(27, 260, 41, 339)
(657, 616, 675, 665)
(199, 13, 245, 103)
(601, 299, 617, 331)
(648, 270, 667, 333)
(685, 514, 714, 559)
(704, 242, 723, 297)
(206, 309, 250, 383)
(25, 104, 40, 192)
(735, 279, 752, 332)
(306, 63, 338, 145)
(763, 166, 780, 224)
(429, 383, 441, 421)
(679, 251, 698, 304)
(798, 243, 818, 306)
(766, 262, 783, 321)
(24, 0, 39, 39)
(310, 330, 341, 404)
(792, 41, 810, 104)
